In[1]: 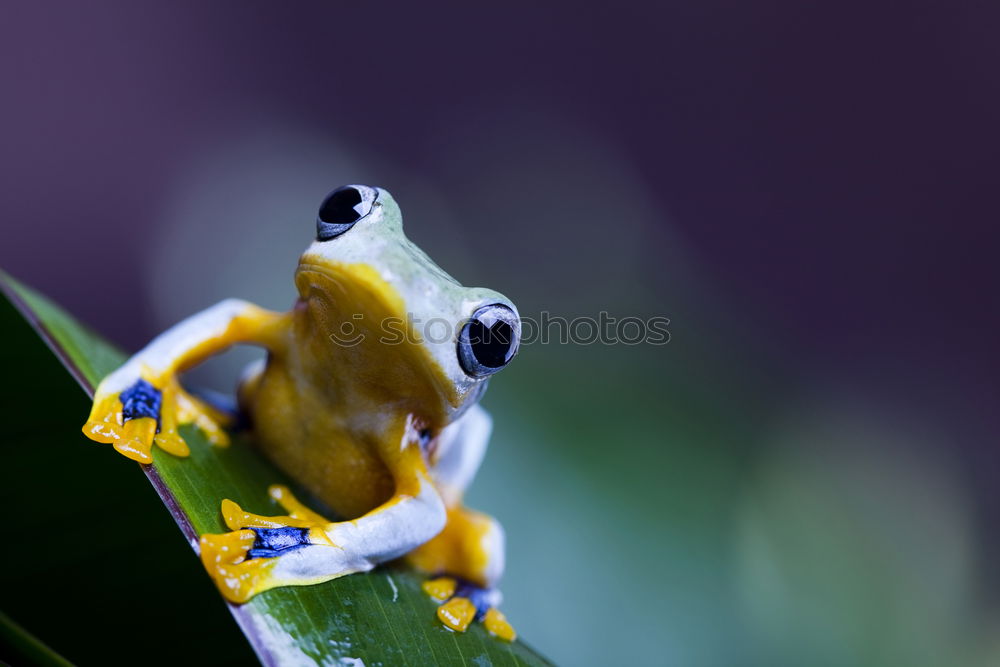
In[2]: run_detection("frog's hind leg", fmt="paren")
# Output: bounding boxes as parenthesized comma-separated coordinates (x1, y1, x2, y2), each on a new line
(199, 484, 336, 603)
(199, 453, 446, 605)
(408, 507, 516, 641)
(411, 405, 516, 640)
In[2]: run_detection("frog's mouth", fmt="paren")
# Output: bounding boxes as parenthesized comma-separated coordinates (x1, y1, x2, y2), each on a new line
(294, 262, 465, 418)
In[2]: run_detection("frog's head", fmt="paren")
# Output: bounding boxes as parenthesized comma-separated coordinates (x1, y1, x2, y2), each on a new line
(295, 185, 520, 427)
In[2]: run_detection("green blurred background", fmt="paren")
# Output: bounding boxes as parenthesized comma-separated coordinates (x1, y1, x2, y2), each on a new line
(2, 2, 999, 665)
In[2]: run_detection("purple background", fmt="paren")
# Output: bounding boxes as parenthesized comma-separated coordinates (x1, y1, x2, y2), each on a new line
(3, 2, 999, 664)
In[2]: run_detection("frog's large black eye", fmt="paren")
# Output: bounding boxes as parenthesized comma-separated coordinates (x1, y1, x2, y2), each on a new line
(316, 185, 378, 241)
(457, 304, 520, 378)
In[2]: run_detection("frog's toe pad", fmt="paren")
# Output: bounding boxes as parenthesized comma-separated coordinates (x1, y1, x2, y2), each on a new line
(83, 417, 123, 444)
(483, 608, 516, 641)
(200, 529, 255, 569)
(422, 576, 457, 602)
(154, 430, 190, 457)
(199, 529, 278, 603)
(112, 417, 159, 464)
(438, 596, 477, 632)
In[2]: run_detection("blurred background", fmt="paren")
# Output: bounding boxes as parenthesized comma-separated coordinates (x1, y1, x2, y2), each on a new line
(2, 2, 999, 665)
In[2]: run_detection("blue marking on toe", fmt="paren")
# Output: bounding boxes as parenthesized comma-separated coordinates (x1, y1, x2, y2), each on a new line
(247, 526, 311, 559)
(455, 581, 492, 620)
(120, 378, 162, 426)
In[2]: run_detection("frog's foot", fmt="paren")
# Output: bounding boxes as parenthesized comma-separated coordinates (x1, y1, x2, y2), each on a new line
(199, 485, 349, 603)
(422, 576, 516, 641)
(82, 373, 231, 464)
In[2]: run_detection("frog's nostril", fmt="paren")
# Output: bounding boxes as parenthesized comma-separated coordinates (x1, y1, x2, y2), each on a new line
(316, 185, 378, 241)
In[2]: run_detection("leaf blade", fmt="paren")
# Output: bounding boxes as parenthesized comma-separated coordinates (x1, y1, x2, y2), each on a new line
(0, 273, 551, 666)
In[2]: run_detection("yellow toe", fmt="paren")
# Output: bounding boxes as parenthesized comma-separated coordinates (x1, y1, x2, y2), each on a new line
(437, 596, 476, 633)
(221, 498, 313, 530)
(154, 430, 190, 457)
(113, 437, 153, 464)
(221, 499, 249, 530)
(200, 529, 255, 566)
(82, 419, 123, 444)
(422, 576, 457, 602)
(483, 607, 516, 642)
(200, 530, 265, 602)
(268, 484, 330, 524)
(111, 417, 157, 464)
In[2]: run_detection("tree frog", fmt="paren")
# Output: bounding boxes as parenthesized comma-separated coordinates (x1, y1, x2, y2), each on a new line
(82, 185, 521, 641)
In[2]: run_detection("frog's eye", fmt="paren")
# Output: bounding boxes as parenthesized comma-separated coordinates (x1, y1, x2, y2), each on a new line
(457, 304, 520, 378)
(316, 185, 378, 241)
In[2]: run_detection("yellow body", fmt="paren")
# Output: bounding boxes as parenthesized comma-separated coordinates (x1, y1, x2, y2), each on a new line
(82, 186, 519, 640)
(247, 262, 453, 519)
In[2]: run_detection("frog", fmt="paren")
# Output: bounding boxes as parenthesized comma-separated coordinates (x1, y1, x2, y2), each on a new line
(81, 185, 521, 641)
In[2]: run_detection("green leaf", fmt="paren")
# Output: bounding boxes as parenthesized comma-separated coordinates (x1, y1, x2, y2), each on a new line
(0, 272, 550, 666)
(0, 612, 73, 667)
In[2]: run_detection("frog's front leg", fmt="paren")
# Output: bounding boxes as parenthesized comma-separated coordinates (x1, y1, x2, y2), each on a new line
(199, 447, 447, 603)
(82, 299, 287, 463)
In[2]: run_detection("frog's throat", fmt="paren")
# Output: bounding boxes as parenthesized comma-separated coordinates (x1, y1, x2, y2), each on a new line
(293, 261, 466, 415)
